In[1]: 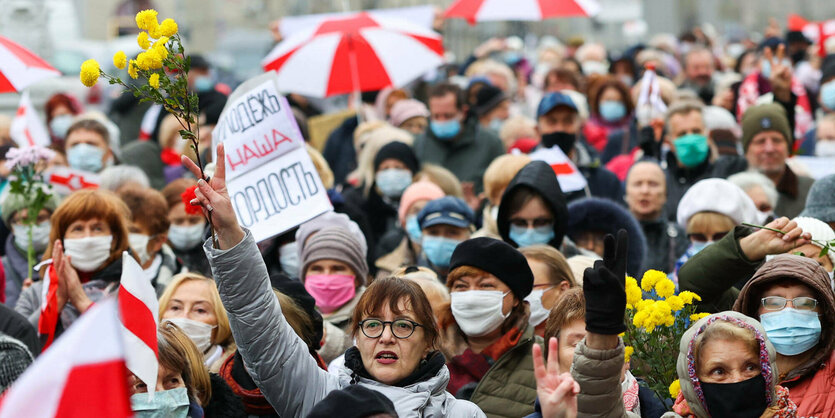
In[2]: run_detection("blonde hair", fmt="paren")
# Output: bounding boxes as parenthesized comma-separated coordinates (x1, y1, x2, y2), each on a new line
(498, 115, 537, 150)
(392, 266, 450, 304)
(686, 212, 736, 235)
(483, 154, 532, 205)
(520, 245, 576, 287)
(414, 164, 463, 198)
(306, 144, 334, 189)
(158, 321, 212, 406)
(693, 320, 759, 376)
(159, 273, 233, 348)
(348, 126, 414, 195)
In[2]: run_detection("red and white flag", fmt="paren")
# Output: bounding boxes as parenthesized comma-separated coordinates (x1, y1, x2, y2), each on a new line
(528, 145, 588, 193)
(118, 251, 159, 398)
(37, 261, 59, 351)
(9, 91, 50, 148)
(0, 298, 133, 417)
(44, 166, 100, 195)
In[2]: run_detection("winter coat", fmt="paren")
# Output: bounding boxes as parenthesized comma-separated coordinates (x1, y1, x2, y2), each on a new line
(172, 241, 213, 278)
(0, 332, 33, 393)
(661, 311, 797, 418)
(571, 337, 640, 418)
(661, 151, 715, 223)
(205, 229, 484, 418)
(414, 119, 504, 194)
(323, 116, 359, 186)
(732, 254, 835, 417)
(205, 373, 248, 418)
(0, 302, 39, 357)
(150, 244, 178, 297)
(343, 185, 399, 255)
(375, 236, 419, 280)
(2, 235, 43, 308)
(639, 215, 688, 274)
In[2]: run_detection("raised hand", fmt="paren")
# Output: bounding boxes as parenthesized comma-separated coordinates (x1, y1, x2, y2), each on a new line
(582, 229, 628, 335)
(740, 217, 811, 261)
(181, 143, 245, 250)
(763, 44, 792, 102)
(532, 337, 579, 418)
(54, 239, 92, 314)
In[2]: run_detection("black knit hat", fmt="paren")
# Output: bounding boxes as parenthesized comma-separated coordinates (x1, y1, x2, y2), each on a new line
(473, 85, 508, 117)
(373, 141, 419, 174)
(306, 385, 397, 418)
(449, 237, 534, 299)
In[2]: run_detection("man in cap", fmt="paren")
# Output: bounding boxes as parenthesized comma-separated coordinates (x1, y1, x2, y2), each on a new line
(416, 196, 475, 278)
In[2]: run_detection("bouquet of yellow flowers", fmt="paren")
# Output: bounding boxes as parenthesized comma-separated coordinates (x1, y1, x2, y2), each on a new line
(622, 270, 708, 405)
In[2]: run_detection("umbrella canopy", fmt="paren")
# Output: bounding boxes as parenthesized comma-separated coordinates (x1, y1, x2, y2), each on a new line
(0, 36, 61, 93)
(262, 12, 444, 98)
(445, 0, 599, 23)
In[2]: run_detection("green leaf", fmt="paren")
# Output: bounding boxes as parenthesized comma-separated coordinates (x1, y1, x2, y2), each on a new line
(792, 251, 805, 256)
(819, 246, 829, 258)
(179, 130, 196, 140)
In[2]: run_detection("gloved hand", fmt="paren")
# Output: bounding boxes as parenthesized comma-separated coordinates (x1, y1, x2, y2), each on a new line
(638, 125, 662, 159)
(583, 229, 628, 335)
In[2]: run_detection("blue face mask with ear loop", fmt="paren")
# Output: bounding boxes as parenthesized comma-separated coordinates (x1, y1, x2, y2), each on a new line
(509, 224, 555, 247)
(405, 215, 422, 243)
(760, 307, 822, 356)
(422, 236, 460, 268)
(130, 387, 190, 418)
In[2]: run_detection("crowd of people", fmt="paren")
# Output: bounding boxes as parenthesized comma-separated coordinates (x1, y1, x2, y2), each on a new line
(1, 18, 835, 418)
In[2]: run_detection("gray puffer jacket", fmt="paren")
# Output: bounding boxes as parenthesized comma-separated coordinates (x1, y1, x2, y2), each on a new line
(205, 229, 485, 418)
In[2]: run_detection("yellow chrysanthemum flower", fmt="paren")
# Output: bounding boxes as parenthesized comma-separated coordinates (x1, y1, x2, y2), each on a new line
(137, 50, 163, 70)
(128, 60, 139, 79)
(159, 18, 178, 37)
(655, 278, 676, 298)
(679, 291, 702, 305)
(625, 276, 642, 308)
(135, 9, 159, 31)
(636, 299, 654, 312)
(79, 59, 100, 87)
(641, 269, 666, 292)
(112, 51, 127, 70)
(666, 295, 684, 311)
(137, 31, 151, 49)
(669, 379, 681, 399)
(149, 25, 162, 39)
(153, 37, 169, 60)
(690, 312, 710, 322)
(624, 346, 634, 363)
(149, 73, 160, 89)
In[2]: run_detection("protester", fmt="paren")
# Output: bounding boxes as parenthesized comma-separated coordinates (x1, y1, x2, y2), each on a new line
(389, 98, 430, 136)
(728, 171, 779, 221)
(624, 161, 688, 274)
(63, 119, 114, 174)
(678, 47, 716, 104)
(307, 385, 399, 418)
(499, 115, 538, 153)
(416, 196, 475, 278)
(519, 245, 575, 336)
(44, 93, 83, 147)
(472, 85, 510, 133)
(161, 178, 211, 276)
(583, 76, 634, 152)
(798, 174, 835, 230)
(159, 273, 236, 373)
(475, 154, 531, 240)
(98, 165, 151, 192)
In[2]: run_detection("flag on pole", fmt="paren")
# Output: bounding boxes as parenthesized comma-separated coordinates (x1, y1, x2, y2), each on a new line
(37, 262, 59, 351)
(0, 299, 133, 417)
(528, 145, 588, 193)
(9, 91, 50, 148)
(118, 251, 159, 398)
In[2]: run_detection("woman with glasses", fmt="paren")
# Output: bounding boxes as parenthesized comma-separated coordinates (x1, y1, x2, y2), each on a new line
(182, 145, 485, 418)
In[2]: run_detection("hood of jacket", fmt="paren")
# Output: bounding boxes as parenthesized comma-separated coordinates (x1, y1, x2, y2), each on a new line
(565, 197, 648, 277)
(676, 311, 778, 418)
(732, 254, 835, 383)
(497, 161, 569, 248)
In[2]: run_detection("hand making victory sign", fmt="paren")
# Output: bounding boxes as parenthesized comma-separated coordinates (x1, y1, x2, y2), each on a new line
(763, 43, 793, 103)
(181, 143, 245, 250)
(532, 336, 580, 418)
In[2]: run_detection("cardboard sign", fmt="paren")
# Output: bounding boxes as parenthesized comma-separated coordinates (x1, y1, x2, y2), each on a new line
(528, 146, 588, 193)
(213, 73, 332, 242)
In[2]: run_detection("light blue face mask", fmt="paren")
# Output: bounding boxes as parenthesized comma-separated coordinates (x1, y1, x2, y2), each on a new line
(422, 236, 461, 268)
(488, 118, 504, 133)
(279, 241, 300, 278)
(760, 308, 822, 356)
(130, 387, 189, 418)
(193, 76, 214, 93)
(430, 119, 461, 140)
(509, 224, 555, 248)
(67, 143, 105, 173)
(375, 168, 412, 199)
(405, 215, 422, 243)
(599, 100, 626, 122)
(820, 80, 835, 110)
(49, 115, 73, 139)
(687, 240, 712, 256)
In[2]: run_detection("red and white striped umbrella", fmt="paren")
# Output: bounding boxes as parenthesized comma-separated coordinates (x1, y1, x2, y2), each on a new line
(0, 36, 61, 93)
(445, 0, 600, 23)
(262, 12, 444, 98)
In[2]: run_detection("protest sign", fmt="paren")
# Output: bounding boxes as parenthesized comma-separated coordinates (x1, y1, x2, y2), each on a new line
(528, 145, 588, 193)
(213, 73, 332, 242)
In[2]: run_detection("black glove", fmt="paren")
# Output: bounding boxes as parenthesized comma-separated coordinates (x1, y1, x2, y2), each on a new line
(583, 229, 628, 335)
(638, 125, 662, 160)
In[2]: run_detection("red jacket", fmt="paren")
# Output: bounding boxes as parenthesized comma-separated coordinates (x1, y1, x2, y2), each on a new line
(783, 350, 835, 418)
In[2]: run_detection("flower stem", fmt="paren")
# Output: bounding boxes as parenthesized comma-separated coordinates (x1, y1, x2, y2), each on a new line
(26, 225, 34, 281)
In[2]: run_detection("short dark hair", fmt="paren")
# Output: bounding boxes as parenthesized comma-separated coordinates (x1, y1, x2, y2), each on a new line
(65, 119, 110, 146)
(351, 276, 439, 349)
(428, 83, 463, 110)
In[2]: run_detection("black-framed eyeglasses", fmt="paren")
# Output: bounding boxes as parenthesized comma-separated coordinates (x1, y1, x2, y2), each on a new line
(761, 296, 818, 311)
(358, 319, 423, 339)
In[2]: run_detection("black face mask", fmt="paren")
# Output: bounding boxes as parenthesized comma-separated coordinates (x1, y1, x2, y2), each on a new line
(540, 131, 576, 156)
(701, 374, 768, 418)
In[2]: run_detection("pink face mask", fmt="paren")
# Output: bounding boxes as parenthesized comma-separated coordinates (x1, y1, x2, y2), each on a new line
(304, 274, 357, 314)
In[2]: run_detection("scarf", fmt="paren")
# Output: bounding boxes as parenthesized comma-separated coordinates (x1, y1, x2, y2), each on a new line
(344, 347, 445, 387)
(673, 384, 797, 418)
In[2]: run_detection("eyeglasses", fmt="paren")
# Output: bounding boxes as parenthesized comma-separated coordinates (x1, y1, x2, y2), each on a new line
(509, 218, 553, 229)
(760, 296, 818, 311)
(358, 319, 423, 339)
(687, 231, 729, 242)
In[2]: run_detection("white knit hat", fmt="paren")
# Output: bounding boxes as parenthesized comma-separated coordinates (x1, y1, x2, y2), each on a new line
(792, 216, 835, 267)
(677, 178, 760, 229)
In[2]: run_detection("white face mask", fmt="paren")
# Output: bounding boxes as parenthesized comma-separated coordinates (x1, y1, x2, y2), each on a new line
(63, 235, 113, 272)
(164, 317, 216, 353)
(129, 233, 152, 265)
(525, 287, 553, 327)
(167, 223, 205, 251)
(12, 221, 52, 253)
(815, 141, 835, 157)
(279, 241, 300, 278)
(450, 290, 509, 337)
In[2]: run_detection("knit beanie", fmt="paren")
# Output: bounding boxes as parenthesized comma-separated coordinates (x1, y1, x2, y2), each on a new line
(792, 217, 835, 266)
(301, 226, 369, 284)
(798, 174, 835, 223)
(295, 211, 367, 260)
(373, 141, 419, 174)
(1, 187, 61, 227)
(307, 385, 397, 418)
(473, 85, 508, 117)
(398, 181, 445, 226)
(740, 103, 792, 152)
(389, 99, 430, 128)
(449, 237, 534, 299)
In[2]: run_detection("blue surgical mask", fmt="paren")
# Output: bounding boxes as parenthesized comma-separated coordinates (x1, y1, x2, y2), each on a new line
(687, 241, 711, 256)
(488, 118, 504, 133)
(279, 241, 300, 278)
(599, 100, 626, 122)
(130, 387, 189, 418)
(194, 76, 214, 93)
(422, 236, 461, 268)
(820, 80, 835, 110)
(673, 133, 709, 168)
(509, 224, 555, 247)
(67, 143, 105, 172)
(405, 215, 422, 243)
(49, 115, 73, 139)
(430, 119, 461, 139)
(760, 308, 822, 356)
(375, 168, 412, 199)
(12, 221, 51, 253)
